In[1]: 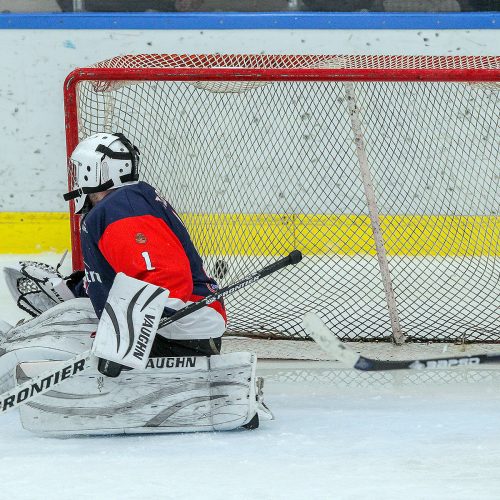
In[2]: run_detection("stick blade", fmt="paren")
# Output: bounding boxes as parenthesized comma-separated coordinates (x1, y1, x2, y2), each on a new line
(302, 312, 360, 368)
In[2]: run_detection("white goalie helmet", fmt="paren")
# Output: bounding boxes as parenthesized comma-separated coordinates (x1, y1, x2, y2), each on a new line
(63, 132, 140, 214)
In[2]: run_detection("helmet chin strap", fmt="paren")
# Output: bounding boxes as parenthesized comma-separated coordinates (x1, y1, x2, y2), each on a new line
(63, 179, 115, 202)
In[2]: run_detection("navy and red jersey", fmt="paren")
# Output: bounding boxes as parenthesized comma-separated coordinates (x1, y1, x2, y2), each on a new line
(73, 181, 226, 323)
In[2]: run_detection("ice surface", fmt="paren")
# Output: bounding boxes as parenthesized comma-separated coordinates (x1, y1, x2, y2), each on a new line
(1, 254, 500, 499)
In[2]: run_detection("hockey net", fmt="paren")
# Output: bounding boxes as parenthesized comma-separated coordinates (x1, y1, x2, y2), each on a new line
(64, 54, 499, 349)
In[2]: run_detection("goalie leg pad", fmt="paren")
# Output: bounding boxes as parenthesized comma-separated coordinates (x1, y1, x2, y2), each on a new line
(17, 352, 270, 436)
(0, 319, 13, 337)
(0, 298, 96, 393)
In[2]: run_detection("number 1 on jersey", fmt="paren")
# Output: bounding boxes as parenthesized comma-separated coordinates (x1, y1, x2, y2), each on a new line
(141, 251, 156, 271)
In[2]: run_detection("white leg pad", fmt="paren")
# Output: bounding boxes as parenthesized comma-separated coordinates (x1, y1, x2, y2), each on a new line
(0, 319, 13, 337)
(17, 352, 268, 436)
(0, 298, 96, 393)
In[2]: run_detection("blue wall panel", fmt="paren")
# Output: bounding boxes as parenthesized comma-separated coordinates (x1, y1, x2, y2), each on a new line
(0, 12, 498, 30)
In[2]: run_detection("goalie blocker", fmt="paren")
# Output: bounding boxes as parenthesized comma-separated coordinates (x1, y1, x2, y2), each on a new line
(91, 272, 169, 371)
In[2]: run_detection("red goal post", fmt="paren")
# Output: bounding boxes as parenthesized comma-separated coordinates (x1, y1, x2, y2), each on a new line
(63, 54, 499, 344)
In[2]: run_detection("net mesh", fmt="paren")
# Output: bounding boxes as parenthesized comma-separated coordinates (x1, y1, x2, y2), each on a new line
(69, 54, 499, 343)
(91, 53, 500, 71)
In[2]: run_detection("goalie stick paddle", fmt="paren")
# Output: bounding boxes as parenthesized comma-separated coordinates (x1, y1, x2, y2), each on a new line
(302, 312, 500, 372)
(100, 250, 303, 377)
(0, 251, 304, 412)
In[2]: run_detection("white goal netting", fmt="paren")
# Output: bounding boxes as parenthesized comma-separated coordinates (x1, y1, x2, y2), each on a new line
(66, 54, 499, 344)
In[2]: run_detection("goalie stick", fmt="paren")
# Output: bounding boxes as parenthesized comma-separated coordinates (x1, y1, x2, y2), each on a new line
(0, 251, 302, 414)
(302, 312, 500, 372)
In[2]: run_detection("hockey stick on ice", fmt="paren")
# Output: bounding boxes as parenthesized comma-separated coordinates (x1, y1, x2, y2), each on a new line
(0, 251, 303, 414)
(302, 312, 500, 371)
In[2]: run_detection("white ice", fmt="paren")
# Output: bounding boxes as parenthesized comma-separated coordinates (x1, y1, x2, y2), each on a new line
(1, 254, 500, 500)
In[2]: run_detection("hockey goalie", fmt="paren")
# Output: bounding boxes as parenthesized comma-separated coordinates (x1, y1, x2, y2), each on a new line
(0, 132, 271, 435)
